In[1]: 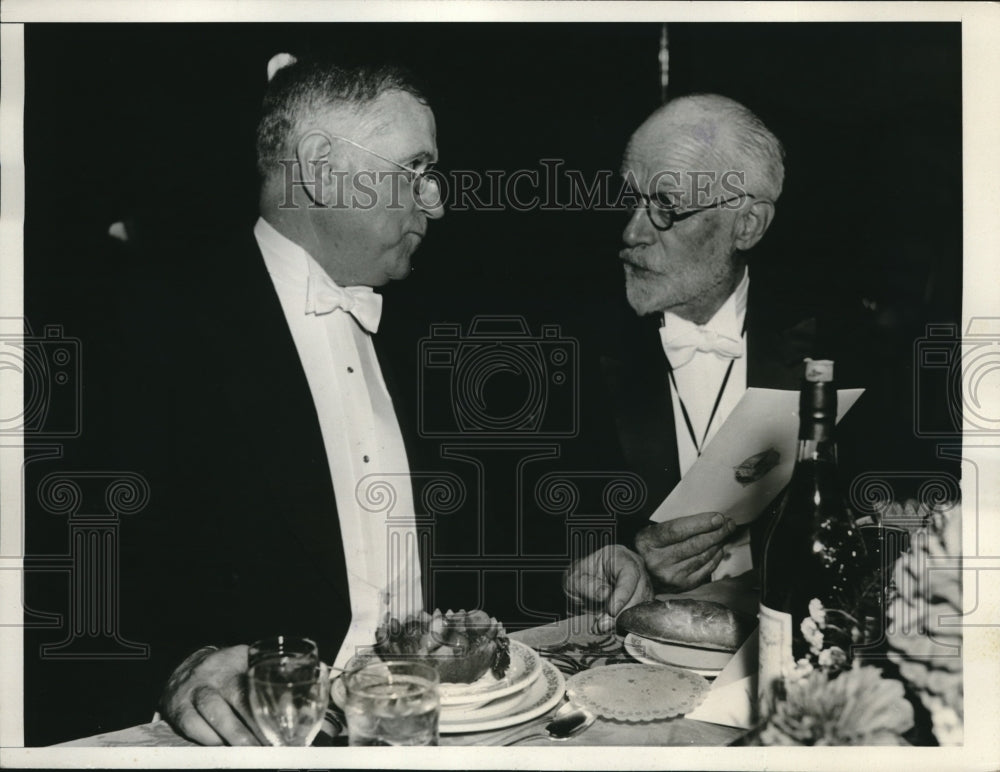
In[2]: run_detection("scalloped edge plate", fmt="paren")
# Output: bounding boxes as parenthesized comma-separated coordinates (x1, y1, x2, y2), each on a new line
(437, 640, 541, 705)
(332, 640, 542, 709)
(565, 663, 709, 722)
(439, 659, 565, 734)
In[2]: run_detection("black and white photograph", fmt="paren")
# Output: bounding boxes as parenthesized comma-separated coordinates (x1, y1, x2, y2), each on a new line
(1, 2, 997, 769)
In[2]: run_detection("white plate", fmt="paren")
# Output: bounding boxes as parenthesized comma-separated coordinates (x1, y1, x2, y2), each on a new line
(565, 663, 709, 722)
(437, 640, 541, 706)
(439, 659, 565, 734)
(332, 640, 542, 710)
(624, 633, 733, 676)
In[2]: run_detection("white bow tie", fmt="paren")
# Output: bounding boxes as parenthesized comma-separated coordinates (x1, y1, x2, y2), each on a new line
(659, 312, 744, 369)
(305, 273, 383, 333)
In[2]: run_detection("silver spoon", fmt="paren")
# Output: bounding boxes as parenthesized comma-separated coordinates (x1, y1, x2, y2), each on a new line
(502, 701, 596, 745)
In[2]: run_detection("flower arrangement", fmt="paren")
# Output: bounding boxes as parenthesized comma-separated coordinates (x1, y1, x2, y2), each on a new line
(760, 665, 913, 745)
(790, 597, 861, 679)
(755, 500, 962, 746)
(885, 502, 963, 745)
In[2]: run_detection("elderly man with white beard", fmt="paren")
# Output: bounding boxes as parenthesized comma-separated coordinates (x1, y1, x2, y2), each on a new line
(564, 94, 812, 633)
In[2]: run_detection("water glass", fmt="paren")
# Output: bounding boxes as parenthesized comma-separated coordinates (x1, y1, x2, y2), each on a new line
(343, 660, 440, 746)
(248, 636, 330, 746)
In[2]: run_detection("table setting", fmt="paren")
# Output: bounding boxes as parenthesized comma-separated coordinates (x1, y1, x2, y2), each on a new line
(53, 369, 964, 750)
(56, 573, 760, 749)
(54, 496, 962, 751)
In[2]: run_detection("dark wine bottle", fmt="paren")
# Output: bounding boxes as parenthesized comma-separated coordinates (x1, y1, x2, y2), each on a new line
(757, 359, 868, 718)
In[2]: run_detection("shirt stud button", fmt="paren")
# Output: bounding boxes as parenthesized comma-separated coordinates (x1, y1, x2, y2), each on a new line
(347, 366, 354, 373)
(363, 455, 370, 463)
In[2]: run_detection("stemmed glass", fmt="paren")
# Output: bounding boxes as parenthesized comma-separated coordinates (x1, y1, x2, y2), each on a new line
(247, 636, 330, 746)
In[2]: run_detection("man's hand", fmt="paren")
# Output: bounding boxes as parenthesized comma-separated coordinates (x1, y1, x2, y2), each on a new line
(635, 512, 736, 593)
(563, 545, 655, 633)
(160, 644, 264, 746)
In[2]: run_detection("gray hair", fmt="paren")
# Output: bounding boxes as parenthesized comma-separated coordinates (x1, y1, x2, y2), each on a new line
(667, 93, 785, 201)
(255, 58, 428, 177)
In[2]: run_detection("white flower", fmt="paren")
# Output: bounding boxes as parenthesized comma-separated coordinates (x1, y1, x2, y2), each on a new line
(818, 646, 848, 670)
(808, 598, 827, 626)
(760, 666, 914, 746)
(791, 658, 814, 681)
(801, 617, 824, 653)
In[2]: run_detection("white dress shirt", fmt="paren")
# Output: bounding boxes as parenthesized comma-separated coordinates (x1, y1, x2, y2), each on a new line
(665, 269, 749, 477)
(662, 269, 752, 579)
(254, 217, 421, 668)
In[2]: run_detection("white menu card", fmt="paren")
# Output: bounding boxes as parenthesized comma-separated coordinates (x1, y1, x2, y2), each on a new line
(649, 387, 865, 526)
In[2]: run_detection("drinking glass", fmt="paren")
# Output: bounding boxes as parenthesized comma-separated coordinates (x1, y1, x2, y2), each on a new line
(248, 636, 330, 746)
(343, 660, 440, 746)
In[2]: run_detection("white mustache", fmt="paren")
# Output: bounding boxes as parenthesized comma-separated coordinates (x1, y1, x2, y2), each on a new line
(619, 250, 650, 270)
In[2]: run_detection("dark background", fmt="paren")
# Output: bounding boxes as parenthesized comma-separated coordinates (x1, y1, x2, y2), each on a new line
(22, 22, 961, 745)
(25, 22, 962, 339)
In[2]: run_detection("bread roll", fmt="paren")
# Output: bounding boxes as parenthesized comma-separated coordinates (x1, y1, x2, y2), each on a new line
(617, 598, 753, 651)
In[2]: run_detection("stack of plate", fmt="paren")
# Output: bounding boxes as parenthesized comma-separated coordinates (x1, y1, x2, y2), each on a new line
(331, 640, 565, 734)
(438, 641, 565, 733)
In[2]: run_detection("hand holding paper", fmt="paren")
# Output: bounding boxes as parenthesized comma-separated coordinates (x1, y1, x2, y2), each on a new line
(634, 512, 737, 593)
(650, 387, 864, 527)
(562, 387, 864, 617)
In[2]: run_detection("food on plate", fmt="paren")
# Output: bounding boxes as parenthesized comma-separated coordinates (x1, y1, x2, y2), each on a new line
(616, 598, 754, 651)
(374, 609, 511, 684)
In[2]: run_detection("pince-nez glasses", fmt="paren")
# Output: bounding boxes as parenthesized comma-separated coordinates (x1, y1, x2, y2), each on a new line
(326, 133, 440, 204)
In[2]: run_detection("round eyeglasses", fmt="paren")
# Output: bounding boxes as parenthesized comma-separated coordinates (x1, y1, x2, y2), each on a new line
(641, 192, 756, 231)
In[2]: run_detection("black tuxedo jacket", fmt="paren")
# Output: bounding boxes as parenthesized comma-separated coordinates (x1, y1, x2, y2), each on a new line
(114, 227, 367, 705)
(595, 269, 869, 546)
